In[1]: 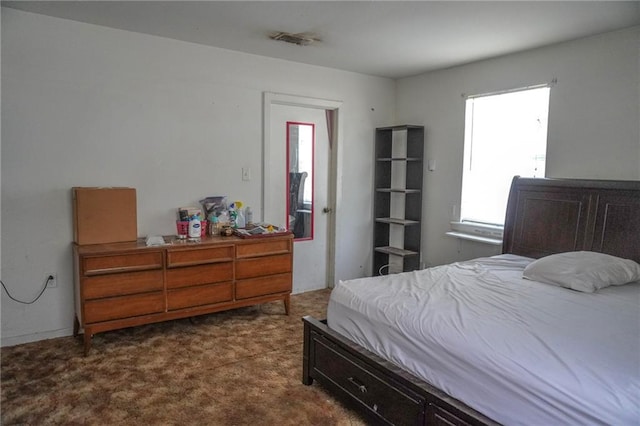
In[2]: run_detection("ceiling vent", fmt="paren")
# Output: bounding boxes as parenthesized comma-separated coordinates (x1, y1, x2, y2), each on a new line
(269, 31, 320, 46)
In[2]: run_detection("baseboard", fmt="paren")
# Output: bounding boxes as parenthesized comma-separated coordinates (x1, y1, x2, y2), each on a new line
(1, 327, 74, 348)
(1, 290, 332, 347)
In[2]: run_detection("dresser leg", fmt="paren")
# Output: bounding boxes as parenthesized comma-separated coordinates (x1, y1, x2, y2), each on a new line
(73, 316, 80, 337)
(284, 294, 291, 315)
(83, 332, 92, 356)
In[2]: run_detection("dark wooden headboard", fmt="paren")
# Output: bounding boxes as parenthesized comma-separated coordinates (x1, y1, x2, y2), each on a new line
(502, 177, 640, 263)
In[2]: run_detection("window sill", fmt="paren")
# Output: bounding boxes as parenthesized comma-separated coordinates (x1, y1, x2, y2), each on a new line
(445, 231, 502, 246)
(447, 221, 503, 246)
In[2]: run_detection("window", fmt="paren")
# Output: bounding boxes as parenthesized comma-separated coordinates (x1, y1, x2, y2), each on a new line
(460, 86, 550, 231)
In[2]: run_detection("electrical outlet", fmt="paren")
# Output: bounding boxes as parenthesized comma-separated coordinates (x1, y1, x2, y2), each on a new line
(46, 273, 57, 288)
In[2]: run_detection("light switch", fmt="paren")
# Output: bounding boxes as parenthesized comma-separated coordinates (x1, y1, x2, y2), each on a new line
(242, 167, 251, 181)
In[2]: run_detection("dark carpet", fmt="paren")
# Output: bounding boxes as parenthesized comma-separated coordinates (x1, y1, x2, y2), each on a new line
(1, 289, 366, 425)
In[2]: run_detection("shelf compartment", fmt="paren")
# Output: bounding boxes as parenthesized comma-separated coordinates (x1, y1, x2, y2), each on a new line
(376, 218, 420, 226)
(374, 246, 419, 257)
(376, 188, 421, 194)
(376, 157, 423, 162)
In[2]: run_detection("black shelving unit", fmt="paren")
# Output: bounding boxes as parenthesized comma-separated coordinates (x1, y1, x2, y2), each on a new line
(373, 125, 424, 275)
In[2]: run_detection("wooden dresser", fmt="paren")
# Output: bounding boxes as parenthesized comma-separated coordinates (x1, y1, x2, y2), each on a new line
(73, 234, 293, 354)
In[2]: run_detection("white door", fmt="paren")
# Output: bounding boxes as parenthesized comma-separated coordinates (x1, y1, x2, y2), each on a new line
(268, 104, 329, 293)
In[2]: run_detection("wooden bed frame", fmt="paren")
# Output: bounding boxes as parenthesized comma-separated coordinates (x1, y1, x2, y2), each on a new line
(302, 177, 640, 425)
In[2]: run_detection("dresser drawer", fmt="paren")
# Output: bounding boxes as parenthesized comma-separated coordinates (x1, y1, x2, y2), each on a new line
(82, 270, 163, 300)
(166, 262, 233, 289)
(83, 251, 163, 275)
(235, 254, 291, 280)
(167, 245, 234, 267)
(84, 292, 164, 324)
(312, 332, 425, 425)
(236, 239, 291, 258)
(167, 282, 233, 310)
(428, 403, 476, 426)
(236, 273, 292, 300)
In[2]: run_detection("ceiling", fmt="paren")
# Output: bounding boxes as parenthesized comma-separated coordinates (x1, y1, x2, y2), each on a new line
(3, 1, 639, 79)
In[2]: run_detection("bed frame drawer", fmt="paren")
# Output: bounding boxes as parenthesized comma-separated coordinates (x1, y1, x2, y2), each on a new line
(428, 403, 476, 426)
(311, 331, 425, 425)
(303, 317, 497, 426)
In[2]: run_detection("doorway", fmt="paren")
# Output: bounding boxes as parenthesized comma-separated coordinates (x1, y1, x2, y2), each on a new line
(262, 93, 342, 292)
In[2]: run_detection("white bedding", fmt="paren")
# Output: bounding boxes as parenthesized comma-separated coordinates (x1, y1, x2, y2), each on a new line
(327, 254, 640, 426)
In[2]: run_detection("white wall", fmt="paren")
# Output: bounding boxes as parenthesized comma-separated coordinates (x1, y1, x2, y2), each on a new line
(1, 8, 395, 346)
(396, 27, 640, 268)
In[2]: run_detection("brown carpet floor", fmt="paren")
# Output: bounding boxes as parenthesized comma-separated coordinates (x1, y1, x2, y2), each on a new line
(1, 289, 367, 425)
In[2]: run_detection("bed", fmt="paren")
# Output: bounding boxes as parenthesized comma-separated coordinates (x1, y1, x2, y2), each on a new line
(302, 177, 640, 425)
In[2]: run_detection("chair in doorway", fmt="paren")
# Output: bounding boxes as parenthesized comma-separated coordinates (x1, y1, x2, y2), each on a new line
(289, 172, 307, 238)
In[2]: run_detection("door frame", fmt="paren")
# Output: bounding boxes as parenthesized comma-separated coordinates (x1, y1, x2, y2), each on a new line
(262, 92, 343, 288)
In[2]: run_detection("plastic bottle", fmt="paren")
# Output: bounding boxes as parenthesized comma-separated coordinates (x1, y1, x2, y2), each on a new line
(209, 216, 220, 236)
(188, 215, 201, 239)
(218, 210, 230, 226)
(229, 209, 238, 228)
(236, 208, 246, 228)
(245, 207, 253, 225)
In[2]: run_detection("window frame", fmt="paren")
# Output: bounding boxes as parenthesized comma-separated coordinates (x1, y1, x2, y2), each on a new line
(450, 83, 552, 244)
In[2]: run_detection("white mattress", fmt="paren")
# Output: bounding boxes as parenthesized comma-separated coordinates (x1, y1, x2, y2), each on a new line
(327, 254, 640, 426)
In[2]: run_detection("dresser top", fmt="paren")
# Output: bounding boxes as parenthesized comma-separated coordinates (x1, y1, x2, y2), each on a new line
(74, 233, 292, 255)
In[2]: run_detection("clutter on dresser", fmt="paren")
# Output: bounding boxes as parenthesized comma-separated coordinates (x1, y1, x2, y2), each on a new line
(209, 216, 220, 236)
(198, 196, 255, 231)
(188, 214, 202, 239)
(175, 196, 266, 240)
(220, 225, 235, 237)
(234, 223, 288, 239)
(199, 196, 226, 219)
(176, 206, 207, 240)
(229, 201, 246, 228)
(145, 235, 167, 246)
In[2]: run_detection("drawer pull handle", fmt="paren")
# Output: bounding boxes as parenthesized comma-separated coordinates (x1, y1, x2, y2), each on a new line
(347, 376, 367, 393)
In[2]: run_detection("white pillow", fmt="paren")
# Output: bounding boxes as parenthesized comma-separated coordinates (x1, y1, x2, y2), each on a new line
(523, 251, 640, 293)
